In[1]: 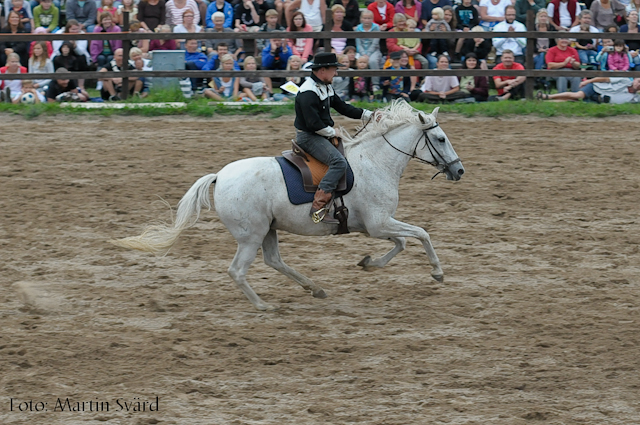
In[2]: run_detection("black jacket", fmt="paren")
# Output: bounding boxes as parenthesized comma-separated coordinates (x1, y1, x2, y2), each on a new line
(294, 73, 365, 136)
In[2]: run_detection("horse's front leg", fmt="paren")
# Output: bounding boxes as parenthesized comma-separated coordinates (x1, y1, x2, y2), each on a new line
(358, 237, 406, 270)
(367, 219, 444, 282)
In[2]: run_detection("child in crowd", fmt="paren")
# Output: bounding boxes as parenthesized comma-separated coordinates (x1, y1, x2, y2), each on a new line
(129, 47, 150, 97)
(596, 39, 615, 70)
(204, 54, 240, 101)
(33, 0, 59, 33)
(454, 0, 480, 59)
(343, 45, 357, 68)
(426, 8, 451, 62)
(256, 10, 286, 60)
(98, 0, 118, 19)
(455, 0, 479, 31)
(349, 55, 374, 102)
(381, 51, 410, 101)
(356, 10, 382, 90)
(608, 40, 631, 70)
(398, 19, 421, 54)
(574, 19, 598, 66)
(116, 0, 138, 26)
(399, 50, 418, 92)
(279, 54, 304, 100)
(285, 54, 303, 86)
(332, 54, 350, 100)
(0, 53, 27, 103)
(29, 27, 54, 58)
(53, 41, 80, 71)
(28, 41, 53, 91)
(12, 0, 33, 33)
(406, 18, 418, 32)
(239, 56, 272, 101)
(14, 79, 44, 103)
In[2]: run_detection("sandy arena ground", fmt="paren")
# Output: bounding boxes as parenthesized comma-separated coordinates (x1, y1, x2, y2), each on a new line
(1, 113, 639, 425)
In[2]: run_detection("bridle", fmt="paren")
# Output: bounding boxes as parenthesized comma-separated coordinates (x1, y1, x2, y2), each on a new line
(381, 122, 462, 179)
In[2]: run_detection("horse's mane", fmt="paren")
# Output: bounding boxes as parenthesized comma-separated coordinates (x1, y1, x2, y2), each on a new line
(342, 99, 434, 147)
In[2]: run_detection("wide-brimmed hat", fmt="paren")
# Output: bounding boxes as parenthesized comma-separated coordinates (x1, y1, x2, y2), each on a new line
(309, 52, 346, 69)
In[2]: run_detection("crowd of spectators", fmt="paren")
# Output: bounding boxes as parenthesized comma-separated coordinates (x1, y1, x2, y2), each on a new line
(0, 0, 639, 103)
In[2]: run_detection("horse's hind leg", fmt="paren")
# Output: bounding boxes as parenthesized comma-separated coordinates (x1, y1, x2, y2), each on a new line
(358, 237, 406, 270)
(262, 229, 327, 299)
(229, 241, 277, 311)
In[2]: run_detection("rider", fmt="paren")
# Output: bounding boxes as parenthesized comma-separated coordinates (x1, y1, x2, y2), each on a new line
(294, 52, 374, 224)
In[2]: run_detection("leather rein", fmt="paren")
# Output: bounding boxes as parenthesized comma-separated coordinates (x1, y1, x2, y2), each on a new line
(381, 122, 461, 180)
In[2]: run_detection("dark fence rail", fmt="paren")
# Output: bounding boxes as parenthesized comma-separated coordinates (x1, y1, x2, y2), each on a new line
(2, 11, 639, 100)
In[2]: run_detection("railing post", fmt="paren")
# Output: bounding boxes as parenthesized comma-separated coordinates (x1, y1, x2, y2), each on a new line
(121, 11, 131, 100)
(525, 10, 535, 100)
(323, 9, 333, 53)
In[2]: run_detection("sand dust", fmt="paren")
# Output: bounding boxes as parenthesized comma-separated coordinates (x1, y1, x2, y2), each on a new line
(1, 114, 639, 424)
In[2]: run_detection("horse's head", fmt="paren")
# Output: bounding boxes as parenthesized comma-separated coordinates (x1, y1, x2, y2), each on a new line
(417, 107, 465, 181)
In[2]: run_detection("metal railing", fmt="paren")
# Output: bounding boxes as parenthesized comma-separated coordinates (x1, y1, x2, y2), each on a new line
(1, 11, 639, 99)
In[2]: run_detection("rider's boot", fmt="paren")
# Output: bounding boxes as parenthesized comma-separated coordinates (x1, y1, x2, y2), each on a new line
(310, 189, 339, 224)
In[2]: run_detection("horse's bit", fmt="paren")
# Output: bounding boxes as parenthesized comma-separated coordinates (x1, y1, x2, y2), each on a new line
(381, 123, 461, 180)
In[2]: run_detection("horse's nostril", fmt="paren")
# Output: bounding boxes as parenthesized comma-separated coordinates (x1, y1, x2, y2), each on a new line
(458, 169, 465, 175)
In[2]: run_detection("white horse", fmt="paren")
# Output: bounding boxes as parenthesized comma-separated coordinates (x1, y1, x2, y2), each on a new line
(112, 100, 465, 311)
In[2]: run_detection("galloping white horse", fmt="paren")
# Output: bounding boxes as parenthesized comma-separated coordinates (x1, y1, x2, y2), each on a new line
(112, 100, 465, 310)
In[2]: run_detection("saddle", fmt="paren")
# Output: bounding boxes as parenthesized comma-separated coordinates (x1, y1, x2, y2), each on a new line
(280, 139, 351, 234)
(282, 140, 348, 193)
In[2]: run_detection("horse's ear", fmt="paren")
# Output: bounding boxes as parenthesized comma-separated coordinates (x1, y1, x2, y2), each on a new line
(418, 113, 426, 124)
(432, 107, 440, 120)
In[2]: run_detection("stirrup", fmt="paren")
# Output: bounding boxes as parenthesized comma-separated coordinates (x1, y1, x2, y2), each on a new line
(311, 199, 339, 224)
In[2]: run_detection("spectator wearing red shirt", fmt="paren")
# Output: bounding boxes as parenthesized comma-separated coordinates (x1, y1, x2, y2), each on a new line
(546, 36, 581, 92)
(367, 0, 395, 30)
(0, 53, 28, 102)
(492, 49, 525, 100)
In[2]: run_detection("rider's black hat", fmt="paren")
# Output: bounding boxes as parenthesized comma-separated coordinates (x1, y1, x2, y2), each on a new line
(309, 52, 347, 69)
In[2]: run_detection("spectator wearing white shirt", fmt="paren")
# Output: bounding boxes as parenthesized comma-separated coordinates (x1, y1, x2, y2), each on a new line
(492, 5, 527, 63)
(547, 0, 581, 31)
(478, 0, 512, 31)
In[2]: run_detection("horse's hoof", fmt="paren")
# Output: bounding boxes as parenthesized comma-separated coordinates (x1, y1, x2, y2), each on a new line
(256, 303, 278, 311)
(432, 274, 444, 283)
(313, 289, 328, 299)
(358, 255, 372, 268)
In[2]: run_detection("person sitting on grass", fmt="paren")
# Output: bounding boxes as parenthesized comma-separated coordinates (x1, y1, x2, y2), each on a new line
(459, 53, 489, 101)
(13, 79, 45, 104)
(45, 68, 89, 102)
(0, 53, 27, 103)
(380, 51, 410, 101)
(129, 47, 151, 98)
(239, 55, 272, 101)
(537, 77, 640, 103)
(416, 54, 469, 103)
(98, 48, 137, 101)
(203, 54, 240, 101)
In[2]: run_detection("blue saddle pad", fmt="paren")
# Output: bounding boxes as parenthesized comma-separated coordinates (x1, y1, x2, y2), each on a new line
(275, 156, 355, 205)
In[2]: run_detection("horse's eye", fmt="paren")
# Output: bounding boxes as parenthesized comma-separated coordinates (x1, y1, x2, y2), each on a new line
(438, 137, 445, 143)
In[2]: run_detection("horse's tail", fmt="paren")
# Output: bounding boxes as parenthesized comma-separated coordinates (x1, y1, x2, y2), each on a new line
(110, 173, 218, 256)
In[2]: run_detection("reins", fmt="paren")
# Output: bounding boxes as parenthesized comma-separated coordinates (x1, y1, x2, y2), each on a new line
(353, 110, 375, 139)
(380, 122, 461, 179)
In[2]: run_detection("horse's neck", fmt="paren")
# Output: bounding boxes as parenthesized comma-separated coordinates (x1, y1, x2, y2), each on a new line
(348, 125, 419, 183)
